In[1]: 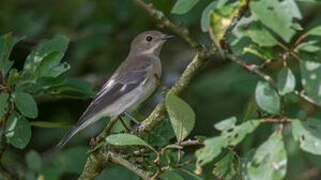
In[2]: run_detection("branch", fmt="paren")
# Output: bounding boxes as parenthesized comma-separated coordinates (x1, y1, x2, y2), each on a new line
(133, 0, 200, 50)
(109, 152, 155, 180)
(225, 54, 321, 108)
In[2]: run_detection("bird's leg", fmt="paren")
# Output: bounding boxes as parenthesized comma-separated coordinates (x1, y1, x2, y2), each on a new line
(119, 115, 130, 133)
(123, 111, 141, 125)
(154, 74, 167, 94)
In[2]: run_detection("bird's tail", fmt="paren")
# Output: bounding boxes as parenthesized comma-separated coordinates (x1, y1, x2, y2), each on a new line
(56, 125, 82, 149)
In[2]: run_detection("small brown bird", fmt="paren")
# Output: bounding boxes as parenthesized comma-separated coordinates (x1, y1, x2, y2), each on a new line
(57, 31, 173, 148)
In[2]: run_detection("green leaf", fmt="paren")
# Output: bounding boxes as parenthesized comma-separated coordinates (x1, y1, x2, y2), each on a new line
(195, 136, 225, 169)
(106, 133, 153, 150)
(219, 119, 261, 146)
(171, 0, 199, 15)
(300, 61, 321, 103)
(196, 119, 261, 169)
(0, 33, 22, 76)
(161, 144, 183, 154)
(50, 78, 95, 99)
(29, 121, 71, 128)
(245, 21, 278, 47)
(7, 69, 20, 86)
(277, 67, 296, 95)
(245, 132, 287, 180)
(0, 93, 9, 117)
(250, 0, 299, 42)
(255, 81, 280, 114)
(201, 1, 218, 32)
(26, 150, 42, 171)
(296, 40, 321, 53)
(209, 1, 243, 42)
(307, 26, 321, 36)
(165, 92, 195, 142)
(212, 151, 236, 179)
(292, 119, 321, 155)
(5, 113, 31, 149)
(23, 36, 69, 73)
(13, 92, 38, 119)
(214, 117, 237, 131)
(146, 120, 175, 147)
(35, 51, 70, 78)
(160, 170, 184, 180)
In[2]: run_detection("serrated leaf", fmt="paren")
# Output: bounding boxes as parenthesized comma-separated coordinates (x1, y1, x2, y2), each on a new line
(171, 0, 199, 15)
(246, 132, 287, 180)
(300, 61, 321, 103)
(5, 113, 31, 149)
(160, 170, 184, 180)
(250, 0, 299, 42)
(277, 67, 296, 95)
(23, 36, 69, 73)
(106, 133, 153, 150)
(165, 92, 195, 142)
(0, 93, 9, 117)
(292, 118, 321, 155)
(255, 81, 280, 114)
(13, 92, 38, 119)
(213, 151, 236, 179)
(26, 150, 42, 171)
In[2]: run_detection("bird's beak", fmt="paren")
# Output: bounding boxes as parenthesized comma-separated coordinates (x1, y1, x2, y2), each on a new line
(161, 34, 174, 40)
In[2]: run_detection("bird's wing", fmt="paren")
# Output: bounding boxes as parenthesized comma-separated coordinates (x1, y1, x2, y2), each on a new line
(76, 70, 148, 126)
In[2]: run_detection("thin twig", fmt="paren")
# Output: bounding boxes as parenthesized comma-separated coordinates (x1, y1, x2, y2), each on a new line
(108, 152, 155, 180)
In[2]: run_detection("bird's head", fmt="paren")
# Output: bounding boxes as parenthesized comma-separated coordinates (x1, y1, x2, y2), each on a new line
(130, 31, 173, 56)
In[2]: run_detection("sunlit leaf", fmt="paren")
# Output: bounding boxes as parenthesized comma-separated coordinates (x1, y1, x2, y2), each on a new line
(292, 118, 321, 155)
(23, 36, 69, 73)
(213, 151, 236, 179)
(165, 92, 195, 142)
(255, 81, 280, 114)
(250, 0, 300, 42)
(277, 67, 296, 95)
(245, 132, 287, 180)
(300, 61, 321, 103)
(5, 113, 31, 149)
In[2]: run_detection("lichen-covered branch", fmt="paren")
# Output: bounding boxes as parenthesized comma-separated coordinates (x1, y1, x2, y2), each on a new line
(109, 152, 154, 180)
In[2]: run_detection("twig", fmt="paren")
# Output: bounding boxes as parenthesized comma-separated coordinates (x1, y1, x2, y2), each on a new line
(133, 0, 200, 50)
(225, 54, 277, 88)
(225, 54, 321, 108)
(108, 152, 155, 180)
(178, 139, 202, 146)
(294, 90, 321, 108)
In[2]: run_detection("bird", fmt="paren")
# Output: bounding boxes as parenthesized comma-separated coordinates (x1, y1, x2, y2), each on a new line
(56, 31, 173, 148)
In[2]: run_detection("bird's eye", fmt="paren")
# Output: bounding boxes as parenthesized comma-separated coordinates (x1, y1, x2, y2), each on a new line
(146, 36, 153, 42)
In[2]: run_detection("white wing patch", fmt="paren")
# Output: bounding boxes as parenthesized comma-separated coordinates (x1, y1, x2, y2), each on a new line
(96, 79, 115, 99)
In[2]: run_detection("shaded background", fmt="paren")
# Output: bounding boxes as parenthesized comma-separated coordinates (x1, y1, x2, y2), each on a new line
(1, 0, 321, 179)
